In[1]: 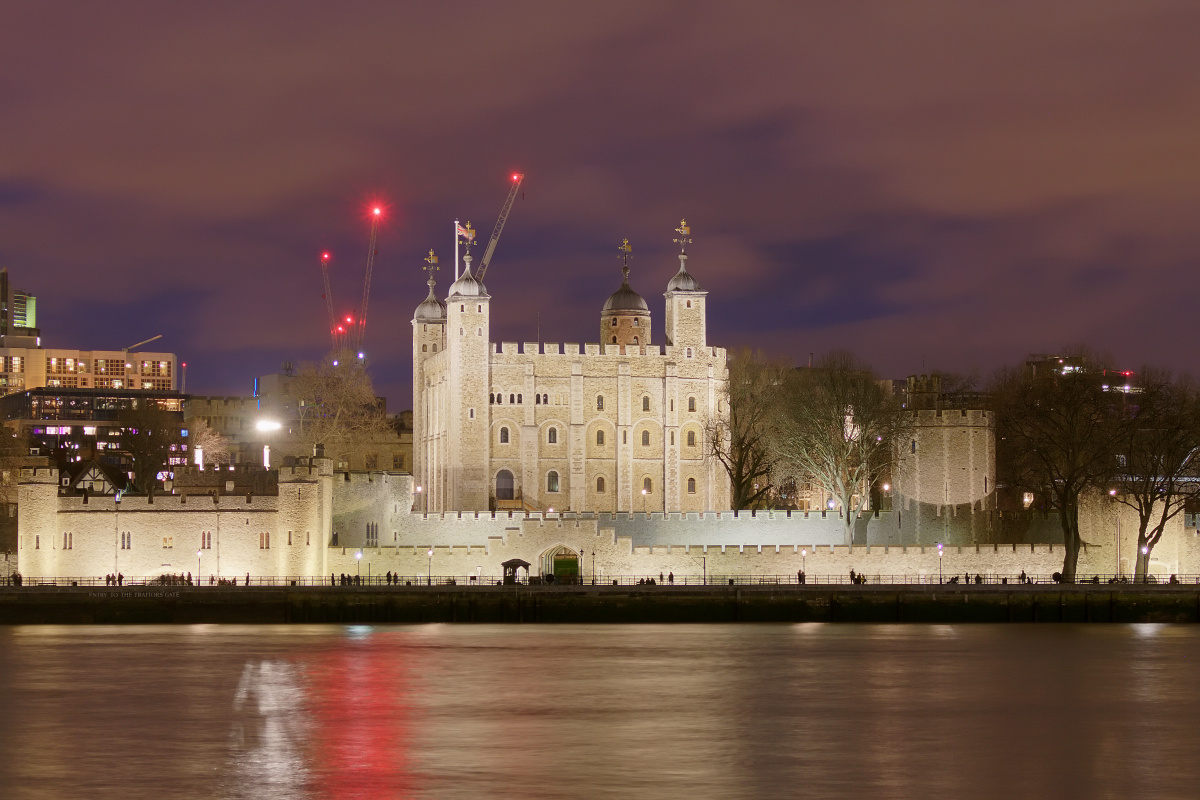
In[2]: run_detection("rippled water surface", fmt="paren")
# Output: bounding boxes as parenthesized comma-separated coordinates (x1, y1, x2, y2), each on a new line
(1, 624, 1199, 799)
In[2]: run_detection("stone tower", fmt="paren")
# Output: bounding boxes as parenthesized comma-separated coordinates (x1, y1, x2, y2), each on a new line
(600, 239, 651, 351)
(444, 252, 491, 510)
(412, 252, 446, 512)
(663, 219, 707, 349)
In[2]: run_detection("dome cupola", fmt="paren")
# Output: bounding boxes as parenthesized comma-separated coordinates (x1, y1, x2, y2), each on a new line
(600, 238, 651, 350)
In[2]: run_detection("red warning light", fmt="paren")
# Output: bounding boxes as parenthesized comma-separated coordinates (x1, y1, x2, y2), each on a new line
(345, 315, 353, 323)
(373, 207, 381, 216)
(512, 174, 520, 181)
(322, 252, 330, 260)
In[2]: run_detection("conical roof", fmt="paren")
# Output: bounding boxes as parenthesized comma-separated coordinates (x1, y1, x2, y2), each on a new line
(603, 261, 649, 313)
(414, 280, 446, 321)
(666, 253, 703, 292)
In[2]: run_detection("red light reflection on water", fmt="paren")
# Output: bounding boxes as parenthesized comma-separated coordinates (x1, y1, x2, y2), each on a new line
(304, 631, 419, 798)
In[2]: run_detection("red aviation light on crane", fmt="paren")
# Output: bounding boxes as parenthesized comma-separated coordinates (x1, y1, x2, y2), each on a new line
(373, 207, 381, 216)
(512, 173, 520, 181)
(345, 315, 354, 323)
(322, 252, 330, 261)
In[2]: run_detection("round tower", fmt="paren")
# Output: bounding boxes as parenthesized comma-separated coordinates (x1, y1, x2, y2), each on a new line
(412, 251, 446, 511)
(601, 238, 651, 350)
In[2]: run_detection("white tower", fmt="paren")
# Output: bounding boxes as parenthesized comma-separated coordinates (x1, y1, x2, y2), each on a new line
(444, 248, 492, 510)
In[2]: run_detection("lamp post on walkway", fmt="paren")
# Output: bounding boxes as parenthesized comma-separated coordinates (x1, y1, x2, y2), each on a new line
(1142, 545, 1149, 583)
(197, 550, 202, 585)
(428, 548, 433, 585)
(802, 548, 807, 577)
(356, 551, 362, 581)
(938, 542, 944, 584)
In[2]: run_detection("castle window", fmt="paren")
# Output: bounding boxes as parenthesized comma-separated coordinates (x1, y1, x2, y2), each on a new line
(612, 336, 617, 344)
(260, 531, 270, 549)
(687, 431, 696, 447)
(612, 318, 618, 326)
(633, 318, 639, 327)
(422, 344, 427, 352)
(478, 304, 482, 313)
(686, 348, 693, 358)
(459, 328, 464, 336)
(509, 394, 515, 404)
(597, 396, 604, 411)
(633, 337, 638, 345)
(542, 394, 548, 405)
(643, 477, 652, 493)
(496, 469, 515, 500)
(517, 394, 522, 404)
(596, 430, 605, 445)
(500, 427, 509, 444)
(393, 454, 404, 470)
(490, 393, 496, 404)
(307, 531, 311, 546)
(461, 305, 465, 312)
(911, 440, 917, 454)
(642, 396, 650, 411)
(547, 471, 560, 493)
(670, 431, 674, 445)
(536, 394, 541, 405)
(432, 344, 437, 352)
(597, 476, 606, 493)
(36, 535, 40, 549)
(477, 327, 482, 336)
(548, 427, 557, 444)
(688, 397, 696, 412)
(641, 430, 650, 446)
(688, 477, 696, 494)
(469, 408, 475, 419)
(288, 530, 293, 546)
(670, 399, 674, 411)
(623, 431, 627, 444)
(686, 300, 692, 308)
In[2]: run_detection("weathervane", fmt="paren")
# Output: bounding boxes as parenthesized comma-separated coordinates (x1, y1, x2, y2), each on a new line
(673, 219, 692, 254)
(423, 249, 439, 287)
(618, 238, 632, 281)
(458, 221, 475, 255)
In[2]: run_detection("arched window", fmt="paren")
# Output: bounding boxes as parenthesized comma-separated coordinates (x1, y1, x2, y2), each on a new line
(536, 394, 541, 405)
(422, 344, 427, 352)
(670, 431, 675, 445)
(688, 396, 696, 412)
(632, 337, 638, 345)
(499, 427, 509, 444)
(686, 347, 693, 358)
(911, 440, 917, 454)
(596, 396, 604, 411)
(633, 318, 639, 327)
(643, 477, 652, 493)
(612, 336, 617, 344)
(432, 344, 437, 352)
(687, 477, 696, 494)
(490, 393, 495, 404)
(612, 318, 618, 326)
(686, 300, 692, 308)
(509, 394, 515, 404)
(596, 430, 605, 446)
(548, 427, 557, 444)
(517, 394, 522, 404)
(641, 430, 650, 446)
(496, 470, 514, 500)
(642, 396, 650, 411)
(597, 476, 606, 493)
(687, 431, 696, 447)
(542, 394, 548, 405)
(547, 471, 560, 492)
(496, 394, 502, 405)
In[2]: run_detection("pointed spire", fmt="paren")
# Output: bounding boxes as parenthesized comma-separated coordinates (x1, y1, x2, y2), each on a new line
(618, 237, 633, 284)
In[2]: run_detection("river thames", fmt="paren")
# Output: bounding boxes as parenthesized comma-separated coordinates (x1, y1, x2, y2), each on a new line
(0, 624, 1197, 799)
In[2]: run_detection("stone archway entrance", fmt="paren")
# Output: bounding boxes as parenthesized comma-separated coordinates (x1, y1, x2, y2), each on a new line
(542, 545, 579, 585)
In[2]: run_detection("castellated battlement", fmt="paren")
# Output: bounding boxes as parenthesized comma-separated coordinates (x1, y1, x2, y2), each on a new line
(57, 493, 281, 512)
(911, 408, 992, 426)
(488, 341, 725, 361)
(19, 466, 59, 484)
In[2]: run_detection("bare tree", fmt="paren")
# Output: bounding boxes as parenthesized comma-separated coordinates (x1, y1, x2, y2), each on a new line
(773, 351, 911, 543)
(188, 419, 231, 467)
(118, 401, 184, 494)
(707, 349, 786, 509)
(992, 354, 1124, 582)
(1111, 370, 1200, 581)
(291, 359, 392, 464)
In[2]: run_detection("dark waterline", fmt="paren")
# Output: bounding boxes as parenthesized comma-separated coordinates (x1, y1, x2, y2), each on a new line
(0, 624, 1196, 799)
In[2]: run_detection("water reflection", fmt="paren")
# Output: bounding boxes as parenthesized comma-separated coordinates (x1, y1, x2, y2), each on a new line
(2, 625, 1200, 799)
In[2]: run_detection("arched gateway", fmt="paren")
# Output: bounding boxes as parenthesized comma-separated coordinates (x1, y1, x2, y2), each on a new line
(542, 545, 580, 585)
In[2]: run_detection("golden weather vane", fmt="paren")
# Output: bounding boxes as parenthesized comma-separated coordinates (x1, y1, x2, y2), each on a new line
(424, 249, 439, 281)
(673, 219, 692, 254)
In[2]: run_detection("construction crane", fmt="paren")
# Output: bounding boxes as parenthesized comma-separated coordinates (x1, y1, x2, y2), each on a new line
(318, 251, 343, 352)
(354, 206, 383, 354)
(474, 173, 524, 283)
(122, 334, 163, 390)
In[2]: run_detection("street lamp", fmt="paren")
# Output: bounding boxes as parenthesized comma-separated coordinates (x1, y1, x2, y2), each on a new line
(642, 488, 647, 514)
(1142, 545, 1149, 583)
(428, 548, 434, 586)
(356, 550, 362, 581)
(415, 485, 423, 512)
(256, 419, 281, 468)
(197, 550, 202, 585)
(938, 542, 944, 584)
(801, 548, 807, 581)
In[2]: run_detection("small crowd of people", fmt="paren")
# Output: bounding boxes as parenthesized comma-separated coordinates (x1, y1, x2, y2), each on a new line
(636, 572, 675, 586)
(105, 573, 124, 586)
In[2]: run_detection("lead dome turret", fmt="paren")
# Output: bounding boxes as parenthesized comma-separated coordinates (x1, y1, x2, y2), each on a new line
(600, 239, 651, 350)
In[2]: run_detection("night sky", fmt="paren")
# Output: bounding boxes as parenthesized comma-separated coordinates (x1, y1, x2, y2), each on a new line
(4, 2, 1199, 409)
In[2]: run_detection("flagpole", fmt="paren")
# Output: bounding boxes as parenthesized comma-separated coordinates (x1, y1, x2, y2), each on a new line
(454, 218, 460, 280)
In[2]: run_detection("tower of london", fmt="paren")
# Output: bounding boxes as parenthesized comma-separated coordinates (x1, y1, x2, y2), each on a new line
(412, 222, 730, 514)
